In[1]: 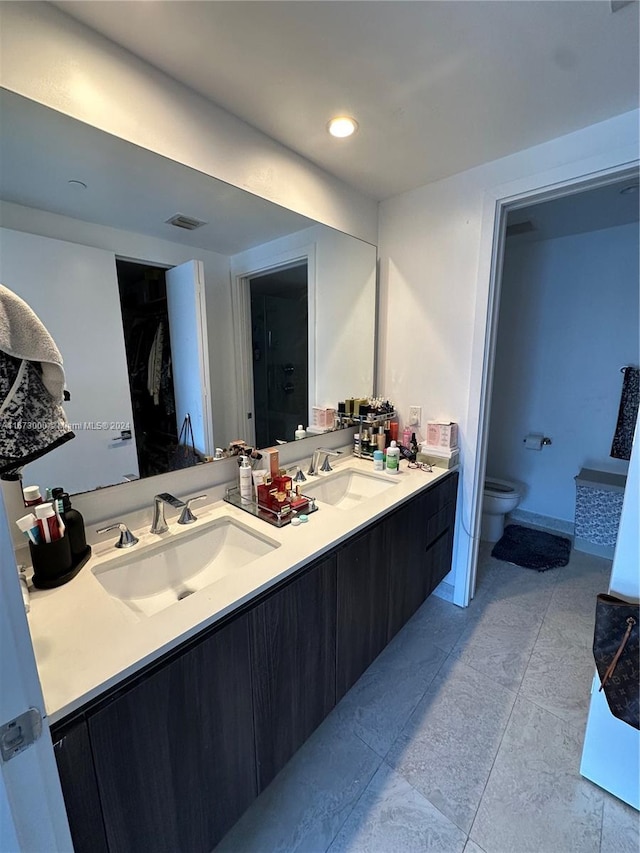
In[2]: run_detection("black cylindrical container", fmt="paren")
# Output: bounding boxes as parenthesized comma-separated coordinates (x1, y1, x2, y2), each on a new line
(52, 488, 87, 561)
(29, 535, 73, 588)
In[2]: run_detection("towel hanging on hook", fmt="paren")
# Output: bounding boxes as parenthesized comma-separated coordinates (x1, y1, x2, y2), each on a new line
(611, 366, 639, 461)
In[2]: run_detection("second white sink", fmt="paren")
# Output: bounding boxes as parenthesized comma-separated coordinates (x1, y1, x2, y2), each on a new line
(307, 468, 399, 510)
(92, 517, 279, 618)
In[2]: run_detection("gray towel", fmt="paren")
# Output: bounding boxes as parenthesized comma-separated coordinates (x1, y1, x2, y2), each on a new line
(0, 284, 66, 403)
(611, 367, 639, 461)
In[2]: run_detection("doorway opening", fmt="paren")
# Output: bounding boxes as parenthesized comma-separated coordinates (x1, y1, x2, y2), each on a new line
(468, 166, 639, 602)
(116, 259, 178, 478)
(249, 262, 308, 448)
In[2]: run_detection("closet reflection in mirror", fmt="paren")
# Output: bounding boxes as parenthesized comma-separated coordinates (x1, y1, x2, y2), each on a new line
(0, 89, 376, 495)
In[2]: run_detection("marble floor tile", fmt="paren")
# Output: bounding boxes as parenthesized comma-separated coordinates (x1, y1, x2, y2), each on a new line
(409, 593, 475, 655)
(519, 622, 595, 730)
(600, 791, 640, 853)
(332, 615, 448, 758)
(475, 549, 560, 617)
(386, 657, 516, 833)
(470, 696, 604, 853)
(327, 763, 467, 853)
(214, 713, 381, 853)
(449, 598, 543, 693)
(462, 840, 486, 853)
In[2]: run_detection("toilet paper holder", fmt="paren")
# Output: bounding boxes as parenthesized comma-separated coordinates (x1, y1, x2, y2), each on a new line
(523, 433, 552, 450)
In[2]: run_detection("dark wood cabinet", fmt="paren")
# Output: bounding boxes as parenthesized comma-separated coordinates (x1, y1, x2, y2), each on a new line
(87, 614, 256, 853)
(51, 472, 457, 851)
(250, 554, 337, 790)
(53, 718, 108, 853)
(387, 472, 458, 638)
(336, 522, 388, 700)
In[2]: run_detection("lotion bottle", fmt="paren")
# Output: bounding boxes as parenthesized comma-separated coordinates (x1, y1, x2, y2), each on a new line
(385, 440, 400, 474)
(294, 424, 306, 440)
(239, 455, 253, 504)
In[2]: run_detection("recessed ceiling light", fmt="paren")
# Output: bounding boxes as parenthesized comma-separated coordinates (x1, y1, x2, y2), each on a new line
(619, 184, 639, 195)
(327, 116, 359, 138)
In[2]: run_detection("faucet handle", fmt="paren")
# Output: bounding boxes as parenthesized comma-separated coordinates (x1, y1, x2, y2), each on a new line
(178, 495, 207, 525)
(320, 454, 334, 473)
(96, 522, 139, 549)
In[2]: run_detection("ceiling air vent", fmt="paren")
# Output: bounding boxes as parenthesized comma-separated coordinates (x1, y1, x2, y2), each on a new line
(166, 213, 207, 231)
(506, 220, 536, 238)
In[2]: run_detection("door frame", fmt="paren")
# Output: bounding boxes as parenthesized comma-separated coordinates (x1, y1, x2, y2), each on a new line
(462, 159, 640, 605)
(0, 492, 74, 851)
(231, 244, 316, 448)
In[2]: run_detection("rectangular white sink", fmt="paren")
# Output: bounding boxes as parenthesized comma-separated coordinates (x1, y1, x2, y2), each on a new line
(92, 517, 279, 618)
(307, 468, 399, 510)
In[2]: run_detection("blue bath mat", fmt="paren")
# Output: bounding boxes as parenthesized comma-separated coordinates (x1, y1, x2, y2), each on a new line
(491, 524, 571, 572)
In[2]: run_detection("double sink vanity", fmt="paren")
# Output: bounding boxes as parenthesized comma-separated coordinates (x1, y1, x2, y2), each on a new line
(28, 454, 459, 853)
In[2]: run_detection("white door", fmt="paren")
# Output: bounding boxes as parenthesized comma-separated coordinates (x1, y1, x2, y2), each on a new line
(0, 494, 73, 851)
(165, 260, 214, 456)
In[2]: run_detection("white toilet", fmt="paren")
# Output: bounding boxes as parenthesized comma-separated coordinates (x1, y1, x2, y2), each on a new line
(481, 477, 522, 543)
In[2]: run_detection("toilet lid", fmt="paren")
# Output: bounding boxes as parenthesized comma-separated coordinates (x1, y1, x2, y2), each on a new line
(485, 478, 514, 494)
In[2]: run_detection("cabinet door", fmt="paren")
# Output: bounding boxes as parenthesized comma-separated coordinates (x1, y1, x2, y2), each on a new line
(53, 719, 108, 853)
(385, 491, 430, 640)
(336, 522, 388, 700)
(426, 516, 456, 596)
(88, 614, 256, 853)
(250, 554, 336, 791)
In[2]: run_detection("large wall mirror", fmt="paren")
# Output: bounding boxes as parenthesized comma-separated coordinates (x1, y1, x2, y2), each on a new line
(0, 89, 377, 496)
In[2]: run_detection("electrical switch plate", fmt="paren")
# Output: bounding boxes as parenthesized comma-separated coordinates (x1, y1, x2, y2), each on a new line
(408, 406, 421, 426)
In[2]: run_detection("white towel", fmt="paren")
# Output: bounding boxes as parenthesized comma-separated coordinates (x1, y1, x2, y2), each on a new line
(0, 285, 66, 403)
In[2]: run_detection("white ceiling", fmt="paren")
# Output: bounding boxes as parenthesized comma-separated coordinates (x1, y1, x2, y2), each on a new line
(53, 0, 640, 201)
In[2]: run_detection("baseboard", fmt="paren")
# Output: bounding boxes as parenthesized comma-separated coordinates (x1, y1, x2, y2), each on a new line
(508, 509, 574, 538)
(573, 536, 615, 559)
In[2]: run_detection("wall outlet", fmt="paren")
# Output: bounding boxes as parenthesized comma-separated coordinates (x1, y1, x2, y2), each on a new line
(408, 405, 421, 426)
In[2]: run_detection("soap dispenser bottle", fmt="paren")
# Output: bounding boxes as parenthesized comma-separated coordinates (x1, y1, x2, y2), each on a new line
(51, 488, 87, 561)
(239, 455, 253, 504)
(386, 440, 400, 474)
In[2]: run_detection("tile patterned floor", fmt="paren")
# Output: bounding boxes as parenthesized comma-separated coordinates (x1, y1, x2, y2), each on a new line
(216, 539, 639, 853)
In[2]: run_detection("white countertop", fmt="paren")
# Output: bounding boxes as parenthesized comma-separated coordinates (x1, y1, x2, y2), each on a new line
(26, 457, 455, 726)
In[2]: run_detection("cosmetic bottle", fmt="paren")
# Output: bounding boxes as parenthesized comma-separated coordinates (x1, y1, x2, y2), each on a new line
(294, 424, 307, 440)
(23, 485, 43, 507)
(376, 427, 386, 451)
(51, 488, 87, 561)
(239, 455, 253, 504)
(385, 440, 400, 474)
(402, 426, 412, 447)
(373, 449, 384, 471)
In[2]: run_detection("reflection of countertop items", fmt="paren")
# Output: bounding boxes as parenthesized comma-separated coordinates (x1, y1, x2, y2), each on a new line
(26, 456, 456, 725)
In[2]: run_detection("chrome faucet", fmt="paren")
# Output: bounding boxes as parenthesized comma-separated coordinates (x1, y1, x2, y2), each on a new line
(96, 522, 139, 549)
(307, 448, 342, 475)
(151, 493, 186, 534)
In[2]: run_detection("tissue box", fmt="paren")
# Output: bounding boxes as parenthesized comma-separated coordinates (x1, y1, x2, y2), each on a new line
(426, 422, 458, 449)
(312, 406, 336, 428)
(417, 446, 460, 469)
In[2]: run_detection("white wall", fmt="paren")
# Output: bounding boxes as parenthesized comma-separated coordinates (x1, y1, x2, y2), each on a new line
(0, 1, 377, 244)
(230, 224, 377, 418)
(0, 227, 139, 493)
(0, 203, 235, 487)
(487, 223, 639, 523)
(377, 109, 639, 604)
